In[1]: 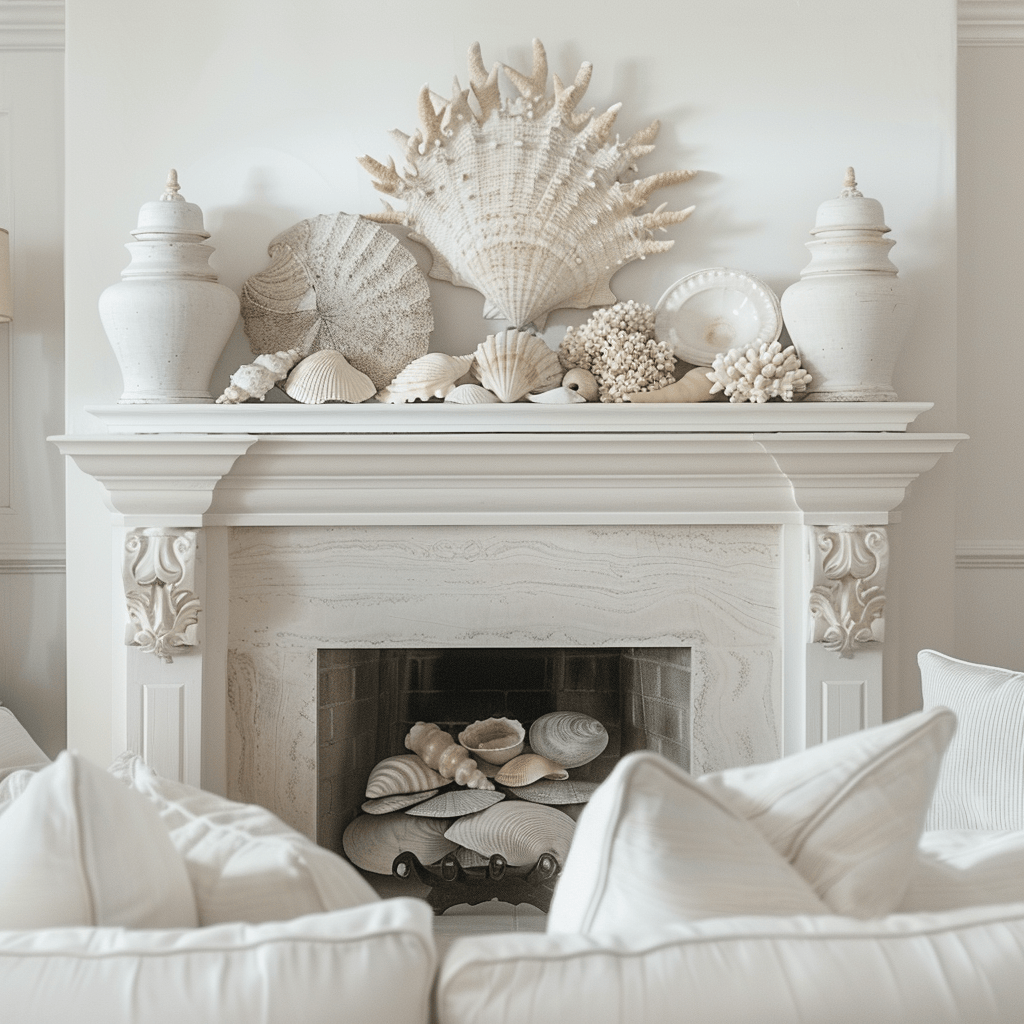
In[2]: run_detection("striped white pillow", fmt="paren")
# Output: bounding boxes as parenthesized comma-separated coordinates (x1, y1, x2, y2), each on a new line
(919, 649, 1024, 830)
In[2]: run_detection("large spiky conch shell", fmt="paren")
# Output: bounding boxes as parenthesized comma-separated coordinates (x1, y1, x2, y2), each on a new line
(405, 721, 495, 791)
(359, 39, 696, 330)
(215, 349, 300, 404)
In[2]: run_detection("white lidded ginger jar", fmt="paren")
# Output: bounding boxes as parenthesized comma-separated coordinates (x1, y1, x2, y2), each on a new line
(99, 170, 240, 403)
(780, 168, 914, 402)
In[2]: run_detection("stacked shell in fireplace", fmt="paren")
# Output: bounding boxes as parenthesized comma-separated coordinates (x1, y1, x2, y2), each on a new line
(341, 713, 608, 876)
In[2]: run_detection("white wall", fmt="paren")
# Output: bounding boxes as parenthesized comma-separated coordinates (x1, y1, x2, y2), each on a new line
(0, 6, 65, 757)
(63, 0, 958, 765)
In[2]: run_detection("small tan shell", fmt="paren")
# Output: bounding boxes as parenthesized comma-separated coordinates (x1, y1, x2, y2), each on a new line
(216, 349, 301, 404)
(365, 753, 446, 799)
(494, 752, 568, 787)
(405, 721, 495, 790)
(342, 811, 458, 874)
(444, 383, 501, 405)
(404, 788, 505, 818)
(526, 386, 587, 405)
(283, 349, 377, 404)
(624, 365, 718, 404)
(472, 330, 563, 403)
(361, 789, 440, 815)
(444, 802, 576, 867)
(377, 352, 475, 403)
(458, 717, 526, 766)
(561, 367, 599, 402)
(529, 712, 609, 769)
(504, 779, 599, 806)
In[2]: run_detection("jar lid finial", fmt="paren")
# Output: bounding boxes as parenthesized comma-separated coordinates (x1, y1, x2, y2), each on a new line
(161, 169, 184, 202)
(840, 167, 863, 199)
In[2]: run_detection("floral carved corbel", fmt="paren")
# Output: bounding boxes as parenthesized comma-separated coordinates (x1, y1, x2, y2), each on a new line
(807, 525, 888, 659)
(122, 528, 201, 663)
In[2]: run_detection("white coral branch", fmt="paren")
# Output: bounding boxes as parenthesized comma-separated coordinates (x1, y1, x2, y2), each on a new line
(706, 340, 812, 404)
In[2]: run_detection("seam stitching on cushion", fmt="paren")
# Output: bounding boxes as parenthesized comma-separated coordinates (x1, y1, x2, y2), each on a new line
(70, 757, 97, 926)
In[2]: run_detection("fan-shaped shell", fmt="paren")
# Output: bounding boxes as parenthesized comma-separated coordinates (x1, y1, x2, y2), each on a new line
(444, 383, 501, 405)
(458, 717, 526, 766)
(444, 802, 575, 867)
(472, 330, 563, 403)
(361, 789, 440, 815)
(342, 811, 457, 874)
(526, 386, 587, 404)
(283, 349, 377, 404)
(529, 712, 609, 769)
(504, 779, 599, 806)
(365, 753, 446, 799)
(240, 212, 433, 390)
(377, 352, 475, 403)
(404, 788, 505, 818)
(494, 753, 568, 787)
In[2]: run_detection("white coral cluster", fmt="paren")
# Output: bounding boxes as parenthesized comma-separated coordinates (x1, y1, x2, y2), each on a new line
(558, 300, 676, 403)
(706, 340, 812, 403)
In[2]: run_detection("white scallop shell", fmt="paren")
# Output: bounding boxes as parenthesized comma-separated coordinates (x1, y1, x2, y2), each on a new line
(444, 383, 501, 405)
(561, 368, 599, 403)
(526, 386, 587, 404)
(365, 753, 446, 799)
(529, 712, 609, 769)
(342, 811, 457, 874)
(240, 211, 433, 390)
(444, 802, 575, 867)
(359, 40, 695, 330)
(504, 779, 599, 806)
(472, 330, 563, 403)
(361, 789, 440, 815)
(494, 753, 568, 787)
(458, 717, 526, 766)
(283, 349, 377, 404)
(404, 788, 505, 818)
(377, 352, 475, 403)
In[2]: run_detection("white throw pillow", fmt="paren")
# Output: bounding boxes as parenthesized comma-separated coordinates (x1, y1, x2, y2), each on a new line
(0, 704, 50, 782)
(0, 769, 35, 817)
(109, 752, 379, 925)
(919, 649, 1024, 830)
(546, 750, 828, 935)
(0, 751, 197, 929)
(699, 706, 956, 917)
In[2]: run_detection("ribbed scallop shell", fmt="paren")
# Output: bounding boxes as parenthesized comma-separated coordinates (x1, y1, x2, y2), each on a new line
(529, 712, 609, 769)
(444, 383, 501, 405)
(342, 811, 457, 874)
(359, 39, 695, 330)
(361, 789, 440, 815)
(458, 717, 526, 766)
(404, 788, 505, 818)
(494, 753, 568, 787)
(377, 352, 475, 403)
(472, 330, 563, 403)
(504, 779, 599, 806)
(526, 386, 587, 404)
(283, 349, 377, 404)
(444, 802, 575, 867)
(365, 753, 446, 799)
(240, 211, 433, 390)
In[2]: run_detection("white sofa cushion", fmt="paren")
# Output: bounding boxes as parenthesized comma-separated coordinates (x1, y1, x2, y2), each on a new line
(437, 903, 1024, 1024)
(0, 768, 35, 816)
(109, 752, 379, 925)
(0, 897, 435, 1024)
(0, 704, 50, 782)
(919, 649, 1024, 830)
(700, 706, 957, 916)
(0, 752, 197, 930)
(546, 750, 828, 935)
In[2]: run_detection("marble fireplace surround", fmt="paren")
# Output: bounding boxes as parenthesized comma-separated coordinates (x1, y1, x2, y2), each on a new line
(53, 402, 962, 841)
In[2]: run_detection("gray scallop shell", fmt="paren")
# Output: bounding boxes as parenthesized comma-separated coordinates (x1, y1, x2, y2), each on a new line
(503, 779, 599, 806)
(529, 712, 609, 769)
(494, 752, 568, 787)
(364, 753, 446, 799)
(404, 788, 505, 818)
(444, 801, 575, 867)
(361, 788, 440, 815)
(342, 811, 457, 875)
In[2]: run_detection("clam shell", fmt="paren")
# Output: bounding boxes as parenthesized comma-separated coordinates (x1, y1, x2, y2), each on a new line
(526, 386, 587, 404)
(444, 802, 575, 867)
(361, 789, 440, 815)
(342, 811, 458, 875)
(494, 752, 568, 787)
(377, 352, 475, 403)
(561, 368, 599, 403)
(452, 846, 491, 869)
(458, 717, 526, 766)
(529, 712, 609, 769)
(283, 349, 377, 404)
(504, 779, 599, 806)
(240, 211, 433, 390)
(365, 753, 446, 799)
(404, 788, 505, 818)
(472, 330, 564, 403)
(444, 383, 501, 405)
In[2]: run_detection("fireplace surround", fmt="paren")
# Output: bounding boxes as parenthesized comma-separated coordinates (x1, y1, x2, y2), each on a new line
(52, 401, 962, 842)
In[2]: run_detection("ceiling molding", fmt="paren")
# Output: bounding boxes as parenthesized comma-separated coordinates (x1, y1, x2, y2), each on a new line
(0, 1, 63, 51)
(960, 0, 1024, 45)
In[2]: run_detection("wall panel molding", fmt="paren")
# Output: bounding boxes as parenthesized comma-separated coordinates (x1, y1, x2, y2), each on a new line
(0, 541, 65, 573)
(959, 0, 1024, 45)
(0, 2, 63, 51)
(956, 541, 1024, 568)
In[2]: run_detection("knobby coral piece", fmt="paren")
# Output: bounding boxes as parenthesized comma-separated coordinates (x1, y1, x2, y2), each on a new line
(706, 340, 812, 403)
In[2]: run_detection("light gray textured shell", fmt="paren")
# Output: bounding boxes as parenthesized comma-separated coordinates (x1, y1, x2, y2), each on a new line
(529, 712, 609, 769)
(494, 752, 568, 787)
(283, 349, 377, 404)
(504, 779, 599, 805)
(361, 788, 440, 815)
(365, 753, 446, 799)
(458, 717, 526, 766)
(404, 788, 505, 818)
(342, 811, 457, 874)
(444, 801, 575, 867)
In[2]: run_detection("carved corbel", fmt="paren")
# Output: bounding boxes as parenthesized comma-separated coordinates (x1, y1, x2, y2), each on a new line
(122, 528, 201, 663)
(807, 525, 888, 658)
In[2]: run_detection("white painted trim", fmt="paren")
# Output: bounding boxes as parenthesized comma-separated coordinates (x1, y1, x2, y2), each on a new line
(959, 0, 1024, 45)
(0, 540, 65, 572)
(956, 541, 1024, 568)
(0, 1, 62, 51)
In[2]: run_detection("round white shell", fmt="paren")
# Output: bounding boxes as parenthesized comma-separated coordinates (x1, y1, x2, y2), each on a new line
(283, 349, 377, 404)
(494, 753, 569, 787)
(444, 801, 575, 867)
(526, 386, 587, 404)
(472, 330, 563, 403)
(404, 788, 505, 818)
(342, 811, 457, 874)
(529, 712, 609, 769)
(458, 717, 526, 766)
(444, 383, 501, 405)
(240, 211, 433, 390)
(561, 368, 599, 402)
(365, 753, 446, 799)
(377, 352, 475, 403)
